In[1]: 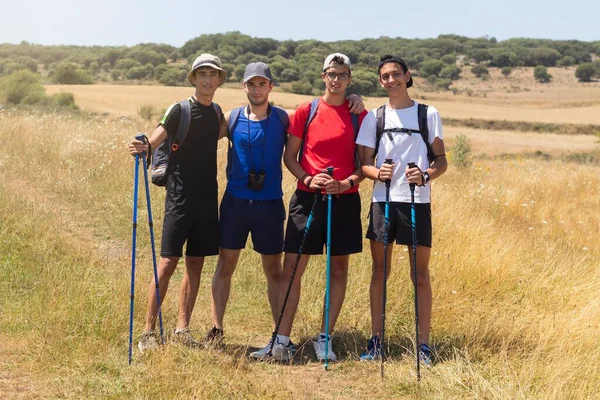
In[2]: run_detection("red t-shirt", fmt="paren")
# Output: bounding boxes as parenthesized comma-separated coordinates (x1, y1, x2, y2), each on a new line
(289, 98, 367, 193)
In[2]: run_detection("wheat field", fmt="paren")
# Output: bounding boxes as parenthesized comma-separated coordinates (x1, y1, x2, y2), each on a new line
(1, 78, 600, 399)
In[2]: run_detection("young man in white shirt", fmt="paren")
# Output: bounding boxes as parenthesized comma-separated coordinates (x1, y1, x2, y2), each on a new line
(356, 54, 447, 365)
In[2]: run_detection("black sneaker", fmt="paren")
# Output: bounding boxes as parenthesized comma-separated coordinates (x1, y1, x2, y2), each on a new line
(203, 326, 224, 348)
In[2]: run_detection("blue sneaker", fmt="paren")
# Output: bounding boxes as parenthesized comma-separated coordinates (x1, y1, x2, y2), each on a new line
(418, 343, 434, 367)
(360, 336, 381, 361)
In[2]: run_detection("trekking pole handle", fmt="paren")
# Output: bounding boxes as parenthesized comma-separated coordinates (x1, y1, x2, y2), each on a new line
(135, 133, 151, 166)
(407, 162, 416, 191)
(325, 166, 334, 176)
(135, 133, 148, 144)
(384, 159, 393, 188)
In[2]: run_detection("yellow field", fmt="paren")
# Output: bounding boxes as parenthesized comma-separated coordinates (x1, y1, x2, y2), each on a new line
(2, 71, 599, 398)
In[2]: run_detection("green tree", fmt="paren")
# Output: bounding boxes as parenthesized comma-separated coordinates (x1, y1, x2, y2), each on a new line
(419, 59, 445, 77)
(533, 65, 552, 83)
(439, 65, 462, 80)
(501, 66, 512, 77)
(575, 63, 595, 82)
(50, 63, 93, 84)
(556, 56, 576, 67)
(471, 64, 489, 78)
(0, 70, 46, 104)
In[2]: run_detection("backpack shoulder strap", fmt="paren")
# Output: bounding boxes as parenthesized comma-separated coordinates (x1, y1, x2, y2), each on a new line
(372, 105, 386, 160)
(298, 98, 320, 162)
(173, 99, 191, 149)
(272, 106, 290, 132)
(227, 106, 244, 139)
(212, 102, 223, 120)
(417, 103, 435, 164)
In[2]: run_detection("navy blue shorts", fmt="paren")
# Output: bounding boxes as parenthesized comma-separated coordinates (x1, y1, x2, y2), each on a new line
(283, 190, 362, 256)
(219, 191, 285, 255)
(366, 202, 432, 247)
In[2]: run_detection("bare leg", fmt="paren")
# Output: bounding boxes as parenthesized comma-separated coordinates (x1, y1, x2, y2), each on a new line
(319, 255, 350, 334)
(176, 256, 205, 330)
(276, 252, 310, 337)
(261, 253, 283, 324)
(210, 249, 241, 330)
(368, 241, 395, 336)
(144, 256, 178, 331)
(408, 245, 432, 344)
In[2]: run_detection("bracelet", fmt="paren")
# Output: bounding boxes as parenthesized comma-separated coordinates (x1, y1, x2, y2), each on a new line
(304, 176, 313, 188)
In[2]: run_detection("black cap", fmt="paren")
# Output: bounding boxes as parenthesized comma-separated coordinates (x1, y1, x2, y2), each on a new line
(378, 54, 413, 88)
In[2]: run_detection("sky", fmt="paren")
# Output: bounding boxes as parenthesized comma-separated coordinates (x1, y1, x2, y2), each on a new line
(2, 0, 598, 47)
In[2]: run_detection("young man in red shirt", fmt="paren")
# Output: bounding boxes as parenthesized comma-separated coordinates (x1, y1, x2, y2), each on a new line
(255, 53, 367, 362)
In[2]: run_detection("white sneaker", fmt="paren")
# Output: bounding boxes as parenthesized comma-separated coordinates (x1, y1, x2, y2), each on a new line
(270, 337, 294, 362)
(312, 334, 337, 362)
(249, 338, 275, 360)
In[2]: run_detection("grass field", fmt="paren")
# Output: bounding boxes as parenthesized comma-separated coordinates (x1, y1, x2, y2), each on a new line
(2, 74, 600, 398)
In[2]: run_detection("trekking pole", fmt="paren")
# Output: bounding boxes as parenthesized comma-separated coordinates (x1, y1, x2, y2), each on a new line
(268, 188, 321, 357)
(407, 162, 421, 381)
(324, 166, 334, 371)
(380, 158, 393, 380)
(128, 151, 141, 365)
(136, 134, 164, 345)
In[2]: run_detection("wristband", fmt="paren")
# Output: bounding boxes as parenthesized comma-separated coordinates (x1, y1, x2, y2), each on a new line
(347, 178, 354, 188)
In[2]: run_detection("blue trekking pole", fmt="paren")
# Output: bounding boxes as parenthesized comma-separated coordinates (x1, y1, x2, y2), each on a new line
(380, 158, 393, 380)
(136, 134, 164, 345)
(407, 162, 421, 381)
(324, 166, 334, 371)
(128, 150, 140, 365)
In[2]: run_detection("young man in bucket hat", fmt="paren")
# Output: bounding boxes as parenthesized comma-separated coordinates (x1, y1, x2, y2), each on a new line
(207, 62, 366, 354)
(128, 54, 228, 351)
(356, 54, 447, 365)
(253, 53, 367, 362)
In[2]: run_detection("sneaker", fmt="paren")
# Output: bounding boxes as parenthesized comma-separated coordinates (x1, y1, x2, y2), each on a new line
(419, 343, 435, 367)
(249, 337, 276, 360)
(203, 326, 224, 348)
(137, 330, 159, 352)
(270, 337, 295, 362)
(359, 336, 381, 361)
(171, 328, 202, 348)
(312, 334, 337, 362)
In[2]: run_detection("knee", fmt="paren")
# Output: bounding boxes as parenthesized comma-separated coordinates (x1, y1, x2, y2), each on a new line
(330, 262, 348, 282)
(185, 257, 205, 273)
(159, 257, 178, 276)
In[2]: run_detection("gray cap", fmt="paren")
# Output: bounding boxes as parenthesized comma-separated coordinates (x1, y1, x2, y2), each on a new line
(187, 53, 227, 86)
(323, 53, 352, 72)
(243, 62, 273, 83)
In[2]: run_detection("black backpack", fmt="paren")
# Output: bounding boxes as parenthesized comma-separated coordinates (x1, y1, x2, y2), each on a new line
(372, 103, 435, 164)
(298, 98, 361, 168)
(151, 99, 222, 186)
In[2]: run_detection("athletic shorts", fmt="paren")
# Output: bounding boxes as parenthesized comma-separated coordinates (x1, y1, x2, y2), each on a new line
(283, 189, 362, 256)
(366, 202, 432, 247)
(160, 191, 219, 257)
(219, 191, 285, 255)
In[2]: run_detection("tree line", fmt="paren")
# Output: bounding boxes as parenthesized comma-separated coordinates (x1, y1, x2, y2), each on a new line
(1, 32, 599, 100)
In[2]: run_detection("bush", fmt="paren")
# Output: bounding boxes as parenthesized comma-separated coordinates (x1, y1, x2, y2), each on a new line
(575, 63, 596, 82)
(501, 66, 512, 77)
(534, 65, 552, 83)
(451, 134, 472, 168)
(50, 63, 93, 84)
(114, 58, 141, 71)
(420, 59, 445, 78)
(0, 70, 46, 104)
(125, 64, 154, 80)
(138, 104, 155, 121)
(439, 65, 462, 80)
(51, 92, 77, 109)
(290, 80, 313, 95)
(440, 54, 457, 65)
(280, 68, 299, 82)
(434, 78, 452, 91)
(471, 64, 489, 78)
(556, 56, 576, 67)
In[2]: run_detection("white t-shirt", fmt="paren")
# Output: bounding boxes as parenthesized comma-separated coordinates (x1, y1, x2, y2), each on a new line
(355, 101, 443, 203)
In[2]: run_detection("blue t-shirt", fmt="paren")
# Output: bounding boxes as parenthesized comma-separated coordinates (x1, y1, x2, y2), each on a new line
(226, 108, 286, 200)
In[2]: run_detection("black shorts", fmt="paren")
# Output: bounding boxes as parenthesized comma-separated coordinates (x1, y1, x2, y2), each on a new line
(219, 191, 285, 255)
(160, 191, 219, 258)
(366, 202, 432, 247)
(283, 190, 362, 256)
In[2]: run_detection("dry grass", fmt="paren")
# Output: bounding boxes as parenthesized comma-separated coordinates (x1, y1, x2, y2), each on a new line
(45, 67, 600, 125)
(1, 104, 599, 399)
